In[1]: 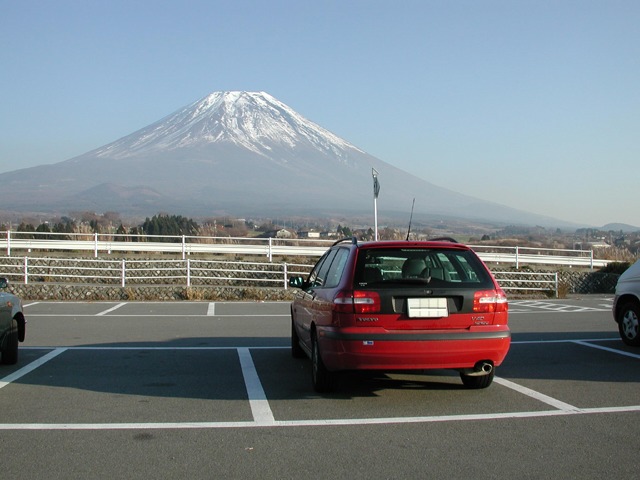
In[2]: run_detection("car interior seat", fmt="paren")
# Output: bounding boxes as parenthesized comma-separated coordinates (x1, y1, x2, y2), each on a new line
(402, 258, 427, 278)
(427, 267, 445, 281)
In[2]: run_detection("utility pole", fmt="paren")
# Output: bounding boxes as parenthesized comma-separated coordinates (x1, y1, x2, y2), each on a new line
(372, 168, 380, 241)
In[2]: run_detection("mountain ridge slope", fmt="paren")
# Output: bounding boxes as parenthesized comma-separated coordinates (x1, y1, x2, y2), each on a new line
(0, 91, 576, 227)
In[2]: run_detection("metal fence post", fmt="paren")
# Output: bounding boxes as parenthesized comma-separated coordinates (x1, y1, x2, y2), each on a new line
(94, 233, 99, 258)
(187, 259, 191, 287)
(24, 257, 28, 285)
(7, 230, 11, 256)
(182, 235, 186, 260)
(283, 262, 288, 289)
(515, 246, 519, 269)
(121, 259, 126, 287)
(555, 272, 559, 298)
(268, 237, 273, 262)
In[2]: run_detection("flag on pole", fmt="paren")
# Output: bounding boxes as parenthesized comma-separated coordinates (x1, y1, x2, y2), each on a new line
(372, 168, 380, 198)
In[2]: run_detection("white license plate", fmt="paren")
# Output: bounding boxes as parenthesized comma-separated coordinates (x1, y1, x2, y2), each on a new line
(407, 297, 448, 318)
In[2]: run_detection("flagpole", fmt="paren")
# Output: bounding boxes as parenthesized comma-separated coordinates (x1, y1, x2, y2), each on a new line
(372, 168, 379, 241)
(374, 196, 378, 241)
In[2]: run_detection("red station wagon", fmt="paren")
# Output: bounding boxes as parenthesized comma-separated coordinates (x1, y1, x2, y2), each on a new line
(288, 238, 511, 392)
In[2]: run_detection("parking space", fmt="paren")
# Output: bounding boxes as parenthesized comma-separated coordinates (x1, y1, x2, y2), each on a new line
(4, 349, 252, 424)
(21, 301, 290, 318)
(2, 297, 639, 429)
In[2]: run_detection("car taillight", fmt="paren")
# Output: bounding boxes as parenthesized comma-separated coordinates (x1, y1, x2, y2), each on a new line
(473, 289, 508, 313)
(333, 290, 381, 314)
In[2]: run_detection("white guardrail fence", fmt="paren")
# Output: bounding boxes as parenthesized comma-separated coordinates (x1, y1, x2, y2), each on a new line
(0, 230, 608, 297)
(1, 230, 607, 267)
(0, 256, 561, 295)
(0, 256, 312, 290)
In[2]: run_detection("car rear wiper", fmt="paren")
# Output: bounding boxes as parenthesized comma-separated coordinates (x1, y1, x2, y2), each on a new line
(380, 277, 433, 285)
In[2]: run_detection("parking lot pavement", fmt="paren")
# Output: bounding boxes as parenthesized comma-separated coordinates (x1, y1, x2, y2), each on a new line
(2, 297, 638, 430)
(509, 297, 613, 313)
(2, 298, 639, 479)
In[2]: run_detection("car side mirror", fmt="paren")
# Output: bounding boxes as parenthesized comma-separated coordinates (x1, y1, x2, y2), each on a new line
(0, 277, 8, 289)
(288, 276, 305, 289)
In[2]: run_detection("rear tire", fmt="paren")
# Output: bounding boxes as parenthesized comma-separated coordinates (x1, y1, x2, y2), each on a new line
(16, 314, 26, 342)
(617, 301, 640, 346)
(460, 369, 495, 389)
(1, 319, 19, 365)
(311, 331, 333, 392)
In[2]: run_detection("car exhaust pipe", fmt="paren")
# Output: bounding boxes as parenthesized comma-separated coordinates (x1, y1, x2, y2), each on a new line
(476, 361, 493, 374)
(460, 361, 493, 377)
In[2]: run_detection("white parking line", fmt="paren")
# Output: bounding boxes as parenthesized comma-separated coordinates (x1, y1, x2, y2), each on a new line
(512, 338, 618, 344)
(509, 300, 609, 313)
(96, 303, 127, 316)
(22, 346, 285, 351)
(275, 405, 640, 426)
(2, 340, 638, 431)
(493, 377, 580, 412)
(207, 302, 216, 316)
(573, 340, 640, 359)
(2, 405, 640, 430)
(237, 347, 275, 426)
(0, 348, 67, 389)
(27, 314, 289, 318)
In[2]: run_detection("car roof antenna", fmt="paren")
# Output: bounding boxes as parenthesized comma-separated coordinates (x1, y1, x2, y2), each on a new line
(405, 198, 415, 241)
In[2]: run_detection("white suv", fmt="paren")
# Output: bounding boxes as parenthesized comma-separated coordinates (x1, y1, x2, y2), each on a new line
(613, 260, 640, 346)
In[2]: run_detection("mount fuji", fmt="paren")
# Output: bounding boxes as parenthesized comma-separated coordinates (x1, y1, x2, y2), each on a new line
(0, 91, 566, 225)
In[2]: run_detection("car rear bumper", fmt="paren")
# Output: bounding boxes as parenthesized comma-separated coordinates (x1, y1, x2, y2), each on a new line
(316, 326, 511, 371)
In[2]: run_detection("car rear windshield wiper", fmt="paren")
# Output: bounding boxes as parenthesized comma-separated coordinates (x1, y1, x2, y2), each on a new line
(365, 278, 433, 286)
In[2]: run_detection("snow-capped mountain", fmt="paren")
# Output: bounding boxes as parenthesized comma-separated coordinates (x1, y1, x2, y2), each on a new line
(94, 91, 363, 163)
(0, 91, 570, 226)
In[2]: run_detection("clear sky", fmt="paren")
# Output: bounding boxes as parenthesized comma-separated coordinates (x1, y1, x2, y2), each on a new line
(1, 0, 638, 227)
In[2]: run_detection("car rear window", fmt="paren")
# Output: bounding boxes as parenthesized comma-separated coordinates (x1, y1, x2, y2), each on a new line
(354, 247, 494, 289)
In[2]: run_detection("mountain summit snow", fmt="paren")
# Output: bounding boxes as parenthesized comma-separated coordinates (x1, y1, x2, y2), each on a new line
(95, 91, 362, 163)
(0, 91, 570, 226)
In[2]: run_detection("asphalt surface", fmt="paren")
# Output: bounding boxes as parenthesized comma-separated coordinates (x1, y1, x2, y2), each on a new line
(1, 296, 639, 479)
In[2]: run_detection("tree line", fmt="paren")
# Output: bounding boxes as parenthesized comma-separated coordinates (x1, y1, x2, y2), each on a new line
(6, 214, 201, 243)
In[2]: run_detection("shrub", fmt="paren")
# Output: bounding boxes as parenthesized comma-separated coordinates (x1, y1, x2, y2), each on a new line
(599, 262, 631, 275)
